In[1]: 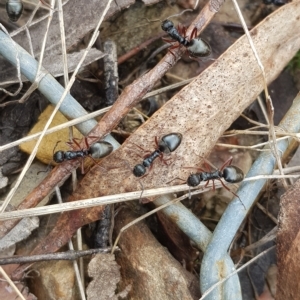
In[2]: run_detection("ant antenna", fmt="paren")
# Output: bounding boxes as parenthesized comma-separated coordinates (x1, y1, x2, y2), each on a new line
(166, 177, 185, 184)
(192, 154, 218, 170)
(166, 176, 193, 199)
(144, 17, 161, 23)
(166, 9, 194, 20)
(37, 163, 52, 175)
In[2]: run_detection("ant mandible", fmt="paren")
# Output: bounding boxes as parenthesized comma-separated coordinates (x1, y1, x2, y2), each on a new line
(53, 137, 113, 174)
(161, 19, 211, 59)
(133, 133, 182, 177)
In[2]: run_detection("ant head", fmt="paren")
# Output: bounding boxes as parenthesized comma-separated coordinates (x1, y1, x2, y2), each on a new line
(187, 173, 201, 187)
(133, 164, 146, 177)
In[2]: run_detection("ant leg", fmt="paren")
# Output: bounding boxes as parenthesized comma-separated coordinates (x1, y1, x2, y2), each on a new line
(162, 37, 176, 43)
(182, 26, 187, 37)
(177, 23, 183, 35)
(169, 43, 180, 51)
(142, 150, 154, 159)
(73, 138, 84, 148)
(84, 137, 90, 149)
(192, 153, 217, 171)
(80, 158, 85, 174)
(203, 161, 212, 172)
(66, 142, 75, 150)
(204, 180, 213, 190)
(219, 156, 233, 172)
(87, 135, 101, 146)
(130, 141, 149, 154)
(67, 138, 81, 151)
(158, 152, 170, 166)
(85, 156, 108, 174)
(167, 44, 181, 59)
(168, 50, 176, 59)
(217, 179, 246, 209)
(162, 157, 172, 166)
(190, 27, 198, 40)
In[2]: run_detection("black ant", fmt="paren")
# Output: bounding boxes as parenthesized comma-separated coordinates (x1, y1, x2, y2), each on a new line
(187, 157, 244, 187)
(161, 19, 211, 59)
(182, 157, 245, 208)
(133, 133, 182, 177)
(53, 137, 113, 173)
(263, 0, 288, 6)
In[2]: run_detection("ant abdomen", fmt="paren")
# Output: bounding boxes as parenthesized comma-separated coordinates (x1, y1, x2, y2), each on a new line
(133, 164, 146, 177)
(222, 166, 244, 183)
(6, 0, 23, 22)
(187, 38, 211, 58)
(187, 174, 201, 187)
(89, 142, 113, 159)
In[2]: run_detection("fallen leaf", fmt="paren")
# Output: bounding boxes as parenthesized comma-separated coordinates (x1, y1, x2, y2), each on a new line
(113, 208, 200, 299)
(277, 178, 300, 299)
(0, 203, 39, 254)
(87, 253, 131, 300)
(0, 265, 37, 300)
(20, 105, 83, 165)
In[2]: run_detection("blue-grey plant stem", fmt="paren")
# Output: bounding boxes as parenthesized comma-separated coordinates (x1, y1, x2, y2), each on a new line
(200, 91, 300, 300)
(0, 30, 119, 149)
(154, 195, 242, 300)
